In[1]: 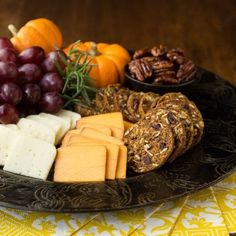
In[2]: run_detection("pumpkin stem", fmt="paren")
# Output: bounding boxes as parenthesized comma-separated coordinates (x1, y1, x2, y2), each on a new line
(8, 24, 18, 36)
(88, 42, 100, 56)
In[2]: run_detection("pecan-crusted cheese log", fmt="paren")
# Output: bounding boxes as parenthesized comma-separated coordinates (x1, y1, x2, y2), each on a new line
(124, 108, 175, 173)
(152, 108, 188, 161)
(156, 92, 204, 147)
(138, 92, 160, 118)
(126, 92, 144, 122)
(74, 104, 99, 117)
(75, 84, 160, 122)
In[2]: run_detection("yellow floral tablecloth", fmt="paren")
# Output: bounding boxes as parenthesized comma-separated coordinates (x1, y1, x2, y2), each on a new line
(0, 171, 236, 236)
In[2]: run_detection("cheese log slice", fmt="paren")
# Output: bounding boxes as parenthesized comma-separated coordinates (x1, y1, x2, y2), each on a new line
(27, 115, 62, 144)
(68, 137, 119, 180)
(77, 112, 124, 137)
(39, 113, 71, 141)
(76, 123, 112, 136)
(3, 134, 56, 180)
(56, 109, 81, 129)
(116, 145, 127, 179)
(79, 128, 124, 146)
(54, 146, 106, 182)
(0, 126, 22, 165)
(17, 118, 55, 144)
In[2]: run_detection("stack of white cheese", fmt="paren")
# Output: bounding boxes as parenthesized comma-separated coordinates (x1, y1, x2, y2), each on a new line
(0, 109, 81, 180)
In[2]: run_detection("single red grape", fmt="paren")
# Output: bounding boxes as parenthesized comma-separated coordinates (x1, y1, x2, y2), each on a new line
(22, 83, 41, 105)
(0, 37, 14, 50)
(0, 103, 19, 124)
(39, 72, 64, 93)
(0, 48, 17, 63)
(17, 102, 39, 117)
(41, 50, 67, 73)
(18, 63, 42, 84)
(39, 92, 64, 113)
(18, 46, 45, 64)
(0, 83, 22, 105)
(0, 61, 17, 83)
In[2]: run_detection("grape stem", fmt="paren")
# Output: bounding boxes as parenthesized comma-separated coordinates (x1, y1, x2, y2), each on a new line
(8, 24, 18, 36)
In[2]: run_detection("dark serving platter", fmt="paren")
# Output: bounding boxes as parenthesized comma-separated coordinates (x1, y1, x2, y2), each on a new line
(0, 67, 236, 213)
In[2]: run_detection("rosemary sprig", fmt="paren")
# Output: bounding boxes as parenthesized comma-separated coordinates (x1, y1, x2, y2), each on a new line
(57, 44, 98, 110)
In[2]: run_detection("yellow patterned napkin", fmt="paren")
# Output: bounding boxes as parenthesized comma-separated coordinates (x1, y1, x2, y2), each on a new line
(75, 204, 163, 235)
(130, 197, 188, 236)
(213, 171, 236, 234)
(0, 173, 236, 235)
(170, 187, 228, 236)
(0, 207, 98, 236)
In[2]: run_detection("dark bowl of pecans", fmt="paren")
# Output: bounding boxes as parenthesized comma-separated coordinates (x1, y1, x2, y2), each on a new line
(125, 45, 199, 93)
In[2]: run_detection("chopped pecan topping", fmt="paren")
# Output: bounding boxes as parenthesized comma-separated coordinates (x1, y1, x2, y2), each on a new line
(160, 142, 167, 150)
(150, 122, 161, 130)
(167, 112, 176, 124)
(143, 155, 152, 165)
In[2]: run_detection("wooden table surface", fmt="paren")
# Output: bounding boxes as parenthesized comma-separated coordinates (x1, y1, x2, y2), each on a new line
(0, 0, 235, 85)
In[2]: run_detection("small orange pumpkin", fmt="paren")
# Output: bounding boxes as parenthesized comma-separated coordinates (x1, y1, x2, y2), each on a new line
(8, 18, 63, 54)
(64, 41, 131, 88)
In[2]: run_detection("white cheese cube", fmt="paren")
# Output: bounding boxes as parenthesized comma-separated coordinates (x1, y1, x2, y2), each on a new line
(39, 113, 71, 141)
(27, 115, 62, 145)
(5, 124, 19, 130)
(0, 126, 22, 166)
(3, 134, 56, 180)
(56, 109, 81, 129)
(17, 118, 55, 144)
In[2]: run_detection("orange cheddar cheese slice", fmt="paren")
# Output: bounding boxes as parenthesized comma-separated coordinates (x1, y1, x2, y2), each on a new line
(78, 124, 123, 140)
(110, 127, 124, 140)
(116, 145, 127, 179)
(79, 127, 124, 146)
(124, 120, 133, 131)
(67, 135, 127, 179)
(69, 141, 119, 180)
(54, 146, 106, 182)
(76, 123, 112, 136)
(61, 126, 111, 147)
(77, 112, 124, 131)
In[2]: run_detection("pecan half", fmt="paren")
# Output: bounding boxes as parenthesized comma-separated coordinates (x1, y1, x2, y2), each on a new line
(177, 60, 197, 82)
(167, 48, 185, 65)
(151, 45, 168, 57)
(129, 58, 153, 81)
(133, 48, 151, 59)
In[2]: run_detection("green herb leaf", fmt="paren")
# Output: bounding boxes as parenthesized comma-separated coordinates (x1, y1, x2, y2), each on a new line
(58, 43, 97, 110)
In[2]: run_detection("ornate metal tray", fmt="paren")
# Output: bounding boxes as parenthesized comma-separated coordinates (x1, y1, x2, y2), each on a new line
(0, 67, 235, 212)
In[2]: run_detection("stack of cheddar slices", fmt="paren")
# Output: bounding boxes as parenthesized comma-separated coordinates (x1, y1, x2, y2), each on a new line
(54, 112, 128, 182)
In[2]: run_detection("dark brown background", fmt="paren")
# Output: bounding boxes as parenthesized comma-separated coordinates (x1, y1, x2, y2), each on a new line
(0, 0, 235, 85)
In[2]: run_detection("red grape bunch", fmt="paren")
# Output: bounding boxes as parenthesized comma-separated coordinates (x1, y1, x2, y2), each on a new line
(0, 37, 66, 124)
